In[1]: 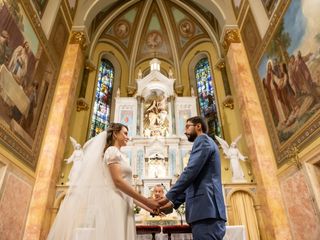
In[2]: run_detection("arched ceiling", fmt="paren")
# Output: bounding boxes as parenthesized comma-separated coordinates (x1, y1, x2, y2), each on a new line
(72, 0, 236, 84)
(73, 0, 235, 59)
(74, 0, 236, 34)
(96, 1, 215, 63)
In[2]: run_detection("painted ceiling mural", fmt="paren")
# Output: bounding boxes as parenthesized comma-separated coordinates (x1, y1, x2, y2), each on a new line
(96, 0, 211, 63)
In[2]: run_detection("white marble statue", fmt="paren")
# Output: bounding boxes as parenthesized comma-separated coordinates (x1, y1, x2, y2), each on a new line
(215, 135, 247, 183)
(144, 96, 169, 136)
(191, 87, 195, 96)
(168, 67, 173, 78)
(138, 68, 142, 79)
(65, 137, 85, 186)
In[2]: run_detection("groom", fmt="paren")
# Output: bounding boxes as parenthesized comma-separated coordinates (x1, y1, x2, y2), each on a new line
(158, 116, 226, 240)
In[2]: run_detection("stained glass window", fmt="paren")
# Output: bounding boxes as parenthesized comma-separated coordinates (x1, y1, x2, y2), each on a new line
(89, 59, 114, 137)
(195, 58, 222, 137)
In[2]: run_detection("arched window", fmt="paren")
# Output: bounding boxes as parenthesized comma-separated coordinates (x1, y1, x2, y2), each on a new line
(195, 58, 221, 137)
(89, 59, 114, 137)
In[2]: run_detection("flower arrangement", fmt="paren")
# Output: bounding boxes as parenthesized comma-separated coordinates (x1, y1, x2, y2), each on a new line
(175, 203, 186, 225)
(133, 205, 141, 214)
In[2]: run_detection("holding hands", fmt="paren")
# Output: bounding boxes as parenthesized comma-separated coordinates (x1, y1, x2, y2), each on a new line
(151, 196, 173, 216)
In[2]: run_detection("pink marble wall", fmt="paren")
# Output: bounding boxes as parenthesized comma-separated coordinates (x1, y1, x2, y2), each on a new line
(0, 173, 33, 240)
(280, 170, 320, 240)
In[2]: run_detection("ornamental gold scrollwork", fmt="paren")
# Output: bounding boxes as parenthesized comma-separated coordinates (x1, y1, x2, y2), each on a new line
(285, 146, 302, 170)
(76, 98, 89, 112)
(175, 84, 184, 96)
(222, 29, 241, 52)
(222, 95, 234, 109)
(216, 60, 226, 70)
(127, 85, 137, 97)
(70, 31, 87, 50)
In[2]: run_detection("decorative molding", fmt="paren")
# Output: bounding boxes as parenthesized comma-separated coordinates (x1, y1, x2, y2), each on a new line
(175, 84, 184, 96)
(85, 60, 97, 72)
(240, 8, 261, 60)
(222, 29, 241, 52)
(126, 85, 137, 97)
(222, 95, 234, 110)
(70, 31, 87, 50)
(215, 59, 225, 70)
(0, 125, 33, 165)
(284, 146, 302, 170)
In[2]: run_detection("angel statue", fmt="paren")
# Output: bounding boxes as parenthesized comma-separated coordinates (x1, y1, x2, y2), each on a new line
(65, 137, 85, 186)
(215, 135, 247, 183)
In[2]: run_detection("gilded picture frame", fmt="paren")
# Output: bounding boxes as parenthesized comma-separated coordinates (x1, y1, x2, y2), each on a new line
(253, 0, 320, 166)
(31, 0, 49, 17)
(0, 1, 58, 169)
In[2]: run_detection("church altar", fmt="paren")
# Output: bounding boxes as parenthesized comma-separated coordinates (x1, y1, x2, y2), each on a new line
(112, 59, 246, 240)
(113, 58, 197, 197)
(136, 225, 246, 240)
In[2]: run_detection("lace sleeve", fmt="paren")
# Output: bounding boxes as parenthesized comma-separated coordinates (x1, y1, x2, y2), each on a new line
(104, 146, 121, 165)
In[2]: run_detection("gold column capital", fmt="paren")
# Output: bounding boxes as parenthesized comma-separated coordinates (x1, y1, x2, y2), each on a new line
(215, 59, 226, 70)
(70, 31, 87, 50)
(222, 29, 241, 52)
(175, 84, 184, 96)
(127, 85, 137, 97)
(76, 98, 89, 112)
(85, 60, 96, 72)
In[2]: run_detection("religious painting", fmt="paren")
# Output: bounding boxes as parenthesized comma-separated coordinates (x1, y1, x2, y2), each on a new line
(31, 0, 48, 17)
(256, 0, 320, 165)
(0, 2, 56, 168)
(146, 31, 162, 49)
(179, 19, 195, 38)
(114, 20, 130, 39)
(119, 109, 134, 137)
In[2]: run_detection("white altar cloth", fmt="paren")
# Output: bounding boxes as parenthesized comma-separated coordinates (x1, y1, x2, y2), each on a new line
(0, 65, 30, 116)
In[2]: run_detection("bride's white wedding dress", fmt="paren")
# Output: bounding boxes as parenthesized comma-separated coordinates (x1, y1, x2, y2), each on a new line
(47, 131, 136, 240)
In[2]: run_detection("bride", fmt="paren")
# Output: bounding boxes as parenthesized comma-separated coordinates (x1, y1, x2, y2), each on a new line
(47, 123, 159, 240)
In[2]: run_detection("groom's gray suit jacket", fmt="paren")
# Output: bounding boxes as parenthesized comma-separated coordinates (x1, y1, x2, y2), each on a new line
(166, 134, 226, 224)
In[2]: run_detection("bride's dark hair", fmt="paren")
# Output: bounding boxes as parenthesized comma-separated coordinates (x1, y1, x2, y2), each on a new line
(104, 123, 128, 151)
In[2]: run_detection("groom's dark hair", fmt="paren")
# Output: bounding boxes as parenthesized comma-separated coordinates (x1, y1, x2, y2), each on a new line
(187, 116, 207, 133)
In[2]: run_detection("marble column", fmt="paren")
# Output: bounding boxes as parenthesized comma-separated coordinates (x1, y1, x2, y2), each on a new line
(216, 60, 232, 96)
(169, 96, 176, 135)
(23, 31, 87, 240)
(140, 97, 145, 136)
(136, 96, 142, 136)
(223, 29, 292, 240)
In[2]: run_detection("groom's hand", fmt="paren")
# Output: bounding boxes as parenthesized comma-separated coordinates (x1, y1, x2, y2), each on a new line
(159, 201, 173, 214)
(157, 196, 169, 206)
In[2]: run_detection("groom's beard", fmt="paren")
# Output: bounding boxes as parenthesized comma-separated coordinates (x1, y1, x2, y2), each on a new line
(186, 131, 197, 142)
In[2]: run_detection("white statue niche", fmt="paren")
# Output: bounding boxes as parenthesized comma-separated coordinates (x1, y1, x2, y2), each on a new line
(146, 153, 168, 178)
(143, 92, 169, 137)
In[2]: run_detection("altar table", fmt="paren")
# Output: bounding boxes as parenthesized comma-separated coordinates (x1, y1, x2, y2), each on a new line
(136, 225, 246, 240)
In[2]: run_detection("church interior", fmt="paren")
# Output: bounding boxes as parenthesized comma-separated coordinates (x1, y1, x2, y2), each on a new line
(0, 0, 320, 239)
